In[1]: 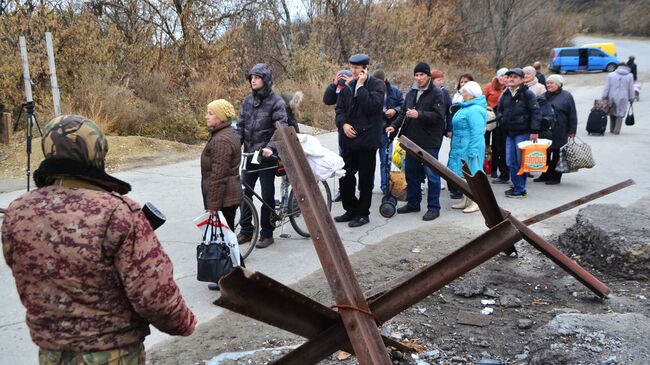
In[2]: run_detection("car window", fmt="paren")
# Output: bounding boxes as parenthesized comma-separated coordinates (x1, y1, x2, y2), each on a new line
(559, 49, 579, 57)
(588, 49, 606, 57)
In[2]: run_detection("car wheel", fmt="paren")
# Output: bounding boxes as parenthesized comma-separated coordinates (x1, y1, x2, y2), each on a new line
(605, 63, 617, 72)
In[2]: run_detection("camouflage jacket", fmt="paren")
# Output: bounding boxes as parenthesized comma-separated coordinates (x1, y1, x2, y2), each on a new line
(1, 184, 196, 351)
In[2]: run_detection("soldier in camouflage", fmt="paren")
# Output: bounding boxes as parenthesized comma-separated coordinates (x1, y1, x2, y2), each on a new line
(1, 115, 197, 365)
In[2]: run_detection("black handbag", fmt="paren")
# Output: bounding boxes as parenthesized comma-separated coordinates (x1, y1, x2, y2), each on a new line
(625, 103, 635, 126)
(196, 215, 234, 283)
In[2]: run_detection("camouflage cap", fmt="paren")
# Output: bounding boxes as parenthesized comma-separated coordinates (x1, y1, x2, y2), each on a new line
(41, 115, 108, 169)
(34, 115, 131, 194)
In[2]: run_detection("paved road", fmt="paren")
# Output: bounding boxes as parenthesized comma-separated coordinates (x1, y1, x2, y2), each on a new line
(1, 36, 649, 364)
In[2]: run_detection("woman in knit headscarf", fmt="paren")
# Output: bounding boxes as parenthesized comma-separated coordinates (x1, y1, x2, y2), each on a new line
(201, 99, 242, 257)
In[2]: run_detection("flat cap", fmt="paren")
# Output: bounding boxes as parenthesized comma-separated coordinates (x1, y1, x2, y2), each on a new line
(349, 53, 370, 65)
(505, 67, 524, 78)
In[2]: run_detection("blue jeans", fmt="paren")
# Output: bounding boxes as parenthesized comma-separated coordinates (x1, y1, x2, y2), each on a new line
(404, 147, 441, 211)
(505, 134, 529, 194)
(378, 134, 393, 192)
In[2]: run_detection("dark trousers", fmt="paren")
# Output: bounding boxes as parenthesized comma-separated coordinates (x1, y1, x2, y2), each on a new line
(539, 148, 563, 182)
(240, 159, 276, 238)
(491, 126, 509, 180)
(221, 205, 238, 231)
(339, 149, 376, 217)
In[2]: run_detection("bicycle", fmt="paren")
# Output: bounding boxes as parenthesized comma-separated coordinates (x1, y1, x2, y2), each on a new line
(234, 151, 332, 259)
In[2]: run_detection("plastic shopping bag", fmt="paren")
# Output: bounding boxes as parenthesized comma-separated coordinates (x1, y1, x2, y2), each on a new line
(193, 211, 240, 267)
(517, 139, 552, 175)
(389, 167, 408, 201)
(392, 142, 406, 170)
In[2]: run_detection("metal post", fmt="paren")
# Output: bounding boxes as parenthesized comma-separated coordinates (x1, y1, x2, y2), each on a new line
(19, 36, 35, 191)
(45, 32, 61, 116)
(273, 125, 391, 365)
(1, 113, 11, 144)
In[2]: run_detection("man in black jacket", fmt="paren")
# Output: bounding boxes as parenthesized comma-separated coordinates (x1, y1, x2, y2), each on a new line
(386, 62, 445, 221)
(236, 63, 288, 248)
(497, 68, 542, 198)
(323, 69, 353, 202)
(334, 54, 385, 227)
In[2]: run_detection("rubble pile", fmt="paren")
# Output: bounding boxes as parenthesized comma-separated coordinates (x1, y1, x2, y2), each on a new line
(558, 199, 650, 279)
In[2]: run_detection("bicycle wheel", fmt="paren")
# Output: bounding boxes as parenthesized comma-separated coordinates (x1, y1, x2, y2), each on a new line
(234, 196, 259, 259)
(289, 180, 332, 238)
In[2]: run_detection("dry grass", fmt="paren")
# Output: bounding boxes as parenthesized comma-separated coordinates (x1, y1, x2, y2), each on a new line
(0, 134, 203, 179)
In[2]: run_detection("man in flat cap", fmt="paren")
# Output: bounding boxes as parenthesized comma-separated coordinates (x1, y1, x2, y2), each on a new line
(334, 53, 386, 227)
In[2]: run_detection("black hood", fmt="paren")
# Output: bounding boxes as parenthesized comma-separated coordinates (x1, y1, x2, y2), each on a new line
(247, 63, 274, 105)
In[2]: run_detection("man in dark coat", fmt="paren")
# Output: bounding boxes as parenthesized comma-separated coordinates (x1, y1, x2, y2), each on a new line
(373, 69, 404, 194)
(323, 70, 353, 106)
(334, 54, 385, 227)
(236, 63, 288, 248)
(323, 69, 353, 202)
(534, 74, 577, 185)
(386, 62, 445, 221)
(497, 68, 542, 198)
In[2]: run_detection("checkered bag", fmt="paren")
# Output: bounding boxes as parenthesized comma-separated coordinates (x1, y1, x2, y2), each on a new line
(555, 146, 576, 173)
(564, 137, 596, 171)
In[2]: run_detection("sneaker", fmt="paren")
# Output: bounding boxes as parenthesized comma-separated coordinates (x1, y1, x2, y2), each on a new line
(397, 205, 421, 214)
(334, 212, 355, 222)
(533, 176, 547, 183)
(492, 177, 509, 184)
(256, 237, 274, 248)
(505, 190, 527, 198)
(208, 283, 220, 291)
(422, 210, 440, 221)
(348, 216, 370, 227)
(237, 233, 252, 244)
(545, 180, 560, 185)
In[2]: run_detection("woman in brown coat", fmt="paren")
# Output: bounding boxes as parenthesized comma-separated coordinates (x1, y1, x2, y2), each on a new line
(201, 99, 242, 231)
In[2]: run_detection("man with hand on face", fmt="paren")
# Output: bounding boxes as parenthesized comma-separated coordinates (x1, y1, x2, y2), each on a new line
(236, 63, 288, 248)
(334, 54, 385, 228)
(386, 62, 445, 221)
(497, 67, 542, 198)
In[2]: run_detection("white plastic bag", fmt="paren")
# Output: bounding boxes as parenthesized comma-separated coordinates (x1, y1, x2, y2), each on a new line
(193, 211, 241, 266)
(297, 133, 346, 180)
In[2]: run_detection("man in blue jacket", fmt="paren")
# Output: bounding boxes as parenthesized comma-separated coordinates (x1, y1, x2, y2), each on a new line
(497, 68, 542, 198)
(373, 70, 403, 194)
(334, 54, 385, 227)
(386, 62, 445, 221)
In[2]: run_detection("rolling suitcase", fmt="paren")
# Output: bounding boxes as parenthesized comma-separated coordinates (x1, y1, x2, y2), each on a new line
(586, 109, 607, 136)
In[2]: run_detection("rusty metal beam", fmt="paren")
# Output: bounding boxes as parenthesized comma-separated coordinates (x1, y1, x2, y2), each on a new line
(462, 163, 518, 256)
(273, 125, 391, 365)
(521, 179, 635, 225)
(398, 136, 609, 298)
(214, 268, 409, 354)
(273, 219, 522, 364)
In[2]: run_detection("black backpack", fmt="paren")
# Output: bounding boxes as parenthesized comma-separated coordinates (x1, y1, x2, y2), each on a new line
(537, 96, 556, 137)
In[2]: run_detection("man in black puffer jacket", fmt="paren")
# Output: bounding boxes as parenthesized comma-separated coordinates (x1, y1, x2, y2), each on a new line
(236, 63, 288, 248)
(334, 54, 385, 228)
(386, 62, 445, 221)
(497, 68, 542, 198)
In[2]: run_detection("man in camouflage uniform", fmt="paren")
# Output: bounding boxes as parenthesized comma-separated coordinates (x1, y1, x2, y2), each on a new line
(1, 115, 197, 365)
